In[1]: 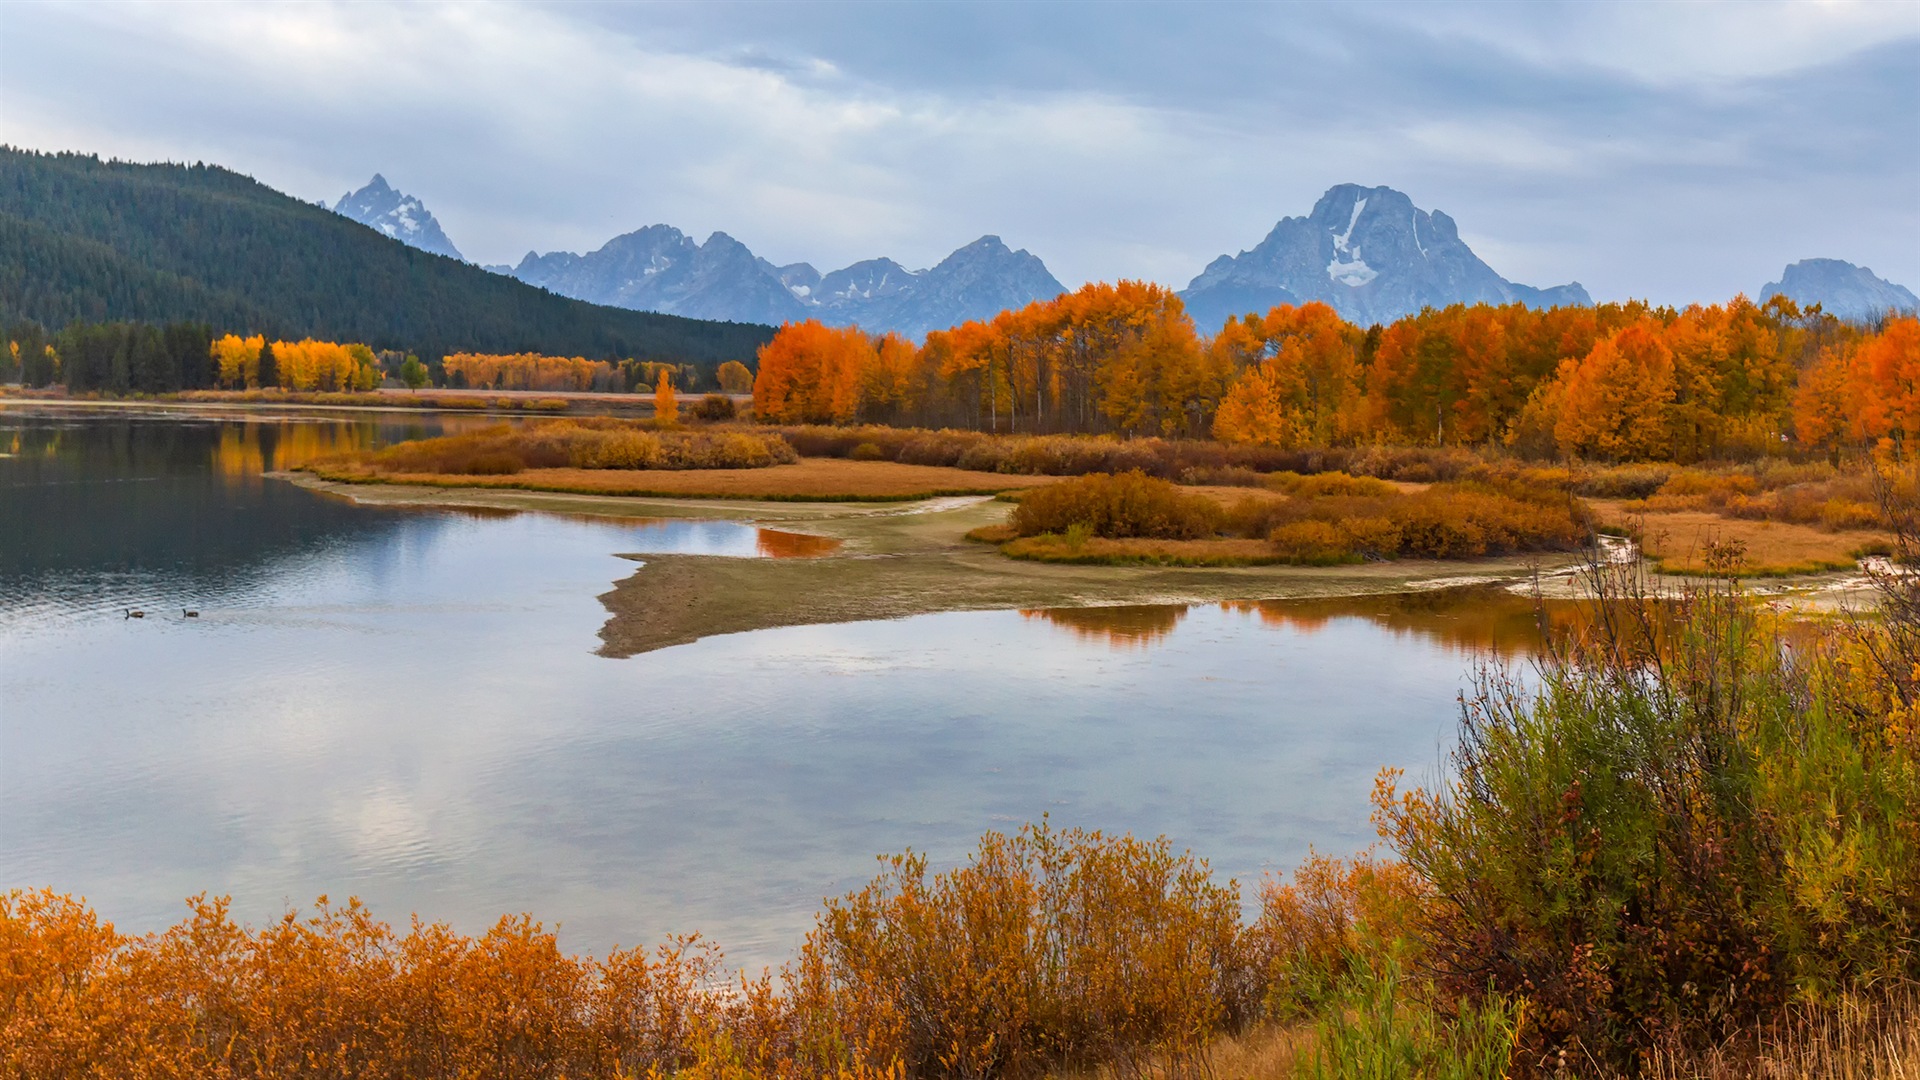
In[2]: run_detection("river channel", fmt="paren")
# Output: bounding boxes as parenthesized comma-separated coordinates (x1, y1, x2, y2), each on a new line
(0, 406, 1553, 969)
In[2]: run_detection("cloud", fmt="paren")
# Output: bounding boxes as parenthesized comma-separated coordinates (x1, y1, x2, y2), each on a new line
(1, 0, 1915, 302)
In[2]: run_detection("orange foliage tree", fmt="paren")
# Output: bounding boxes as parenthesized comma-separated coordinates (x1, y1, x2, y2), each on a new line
(738, 286, 1901, 464)
(1210, 302, 1361, 448)
(654, 368, 678, 424)
(1794, 316, 1920, 454)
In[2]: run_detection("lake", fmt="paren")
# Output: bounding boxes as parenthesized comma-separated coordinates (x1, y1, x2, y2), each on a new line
(0, 406, 1551, 970)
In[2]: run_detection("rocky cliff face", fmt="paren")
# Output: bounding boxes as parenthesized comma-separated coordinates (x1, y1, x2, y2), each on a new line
(1761, 259, 1918, 323)
(512, 230, 1065, 336)
(512, 226, 808, 326)
(333, 175, 464, 261)
(1180, 184, 1590, 330)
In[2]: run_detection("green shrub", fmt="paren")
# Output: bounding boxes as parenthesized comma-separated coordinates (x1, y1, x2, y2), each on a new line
(1377, 563, 1920, 1067)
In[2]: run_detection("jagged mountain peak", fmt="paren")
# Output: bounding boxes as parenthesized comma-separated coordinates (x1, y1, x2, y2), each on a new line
(332, 174, 463, 261)
(1762, 259, 1918, 322)
(1181, 183, 1589, 329)
(510, 227, 1066, 337)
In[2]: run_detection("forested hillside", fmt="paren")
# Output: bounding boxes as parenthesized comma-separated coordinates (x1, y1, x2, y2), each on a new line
(0, 148, 773, 365)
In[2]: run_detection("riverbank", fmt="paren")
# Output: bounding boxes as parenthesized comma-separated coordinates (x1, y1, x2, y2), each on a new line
(288, 474, 1596, 655)
(290, 473, 1887, 654)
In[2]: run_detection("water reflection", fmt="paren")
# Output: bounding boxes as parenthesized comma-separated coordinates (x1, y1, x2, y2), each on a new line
(1021, 604, 1190, 649)
(1024, 588, 1592, 657)
(3, 410, 1508, 972)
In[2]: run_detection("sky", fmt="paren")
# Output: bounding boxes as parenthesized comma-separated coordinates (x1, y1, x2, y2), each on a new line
(2, 0, 1917, 303)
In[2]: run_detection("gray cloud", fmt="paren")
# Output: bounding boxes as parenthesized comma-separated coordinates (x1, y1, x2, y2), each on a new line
(1, 0, 1915, 303)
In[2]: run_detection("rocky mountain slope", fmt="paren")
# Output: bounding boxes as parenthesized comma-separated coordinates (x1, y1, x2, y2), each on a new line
(511, 229, 1065, 338)
(1180, 184, 1589, 329)
(333, 175, 464, 261)
(0, 149, 770, 363)
(1761, 258, 1917, 322)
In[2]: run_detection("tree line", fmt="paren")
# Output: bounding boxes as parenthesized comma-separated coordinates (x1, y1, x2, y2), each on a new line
(753, 284, 1917, 461)
(1, 319, 762, 398)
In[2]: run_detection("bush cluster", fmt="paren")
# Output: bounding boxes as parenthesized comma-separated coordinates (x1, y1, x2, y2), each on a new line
(1004, 470, 1590, 565)
(0, 825, 1393, 1080)
(359, 420, 798, 475)
(1010, 471, 1223, 540)
(1378, 560, 1920, 1070)
(775, 425, 1481, 483)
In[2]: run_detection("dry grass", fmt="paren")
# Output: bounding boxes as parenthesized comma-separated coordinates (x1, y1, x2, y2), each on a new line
(1645, 989, 1920, 1080)
(1001, 535, 1293, 566)
(1592, 500, 1888, 575)
(1049, 1023, 1316, 1080)
(309, 458, 1058, 502)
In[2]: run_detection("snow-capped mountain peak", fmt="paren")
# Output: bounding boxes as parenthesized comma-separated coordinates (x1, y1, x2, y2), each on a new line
(333, 175, 464, 261)
(1181, 183, 1589, 329)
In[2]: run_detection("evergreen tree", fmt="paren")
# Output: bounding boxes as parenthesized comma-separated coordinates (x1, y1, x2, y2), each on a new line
(256, 340, 278, 389)
(0, 148, 771, 372)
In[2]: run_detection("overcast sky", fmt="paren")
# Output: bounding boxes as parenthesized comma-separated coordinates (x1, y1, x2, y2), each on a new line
(2, 0, 1916, 302)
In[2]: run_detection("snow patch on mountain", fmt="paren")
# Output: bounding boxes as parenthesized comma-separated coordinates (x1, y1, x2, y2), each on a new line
(1182, 183, 1590, 329)
(333, 174, 464, 261)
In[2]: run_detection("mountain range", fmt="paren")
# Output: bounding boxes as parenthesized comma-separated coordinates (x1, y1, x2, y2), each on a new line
(1761, 259, 1918, 323)
(507, 228, 1066, 340)
(335, 174, 1917, 335)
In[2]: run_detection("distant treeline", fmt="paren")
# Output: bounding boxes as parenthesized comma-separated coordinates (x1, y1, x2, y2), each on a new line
(0, 148, 774, 372)
(754, 283, 1919, 461)
(0, 318, 756, 397)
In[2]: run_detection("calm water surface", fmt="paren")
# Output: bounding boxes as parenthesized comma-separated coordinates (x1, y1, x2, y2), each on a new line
(1, 408, 1549, 969)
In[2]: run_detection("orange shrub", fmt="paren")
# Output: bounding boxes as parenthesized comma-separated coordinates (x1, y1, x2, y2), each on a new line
(1243, 851, 1427, 1018)
(353, 421, 797, 476)
(1010, 470, 1224, 540)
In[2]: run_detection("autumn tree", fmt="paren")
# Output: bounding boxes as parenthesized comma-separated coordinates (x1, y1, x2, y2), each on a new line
(752, 320, 872, 424)
(655, 368, 678, 424)
(1547, 321, 1678, 460)
(716, 360, 753, 394)
(1212, 302, 1361, 448)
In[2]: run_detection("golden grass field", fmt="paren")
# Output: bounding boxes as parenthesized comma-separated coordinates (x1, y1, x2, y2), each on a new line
(1591, 500, 1890, 576)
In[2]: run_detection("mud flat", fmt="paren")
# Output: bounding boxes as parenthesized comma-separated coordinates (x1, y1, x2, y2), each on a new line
(287, 474, 1601, 656)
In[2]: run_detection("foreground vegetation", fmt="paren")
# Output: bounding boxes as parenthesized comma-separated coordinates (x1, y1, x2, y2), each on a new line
(985, 469, 1590, 566)
(9, 537, 1917, 1076)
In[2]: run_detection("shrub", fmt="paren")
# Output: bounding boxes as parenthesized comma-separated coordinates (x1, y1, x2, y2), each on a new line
(350, 421, 795, 475)
(1266, 470, 1399, 498)
(693, 394, 737, 421)
(1268, 521, 1356, 565)
(1010, 471, 1223, 540)
(1376, 560, 1920, 1068)
(847, 441, 887, 461)
(803, 820, 1246, 1078)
